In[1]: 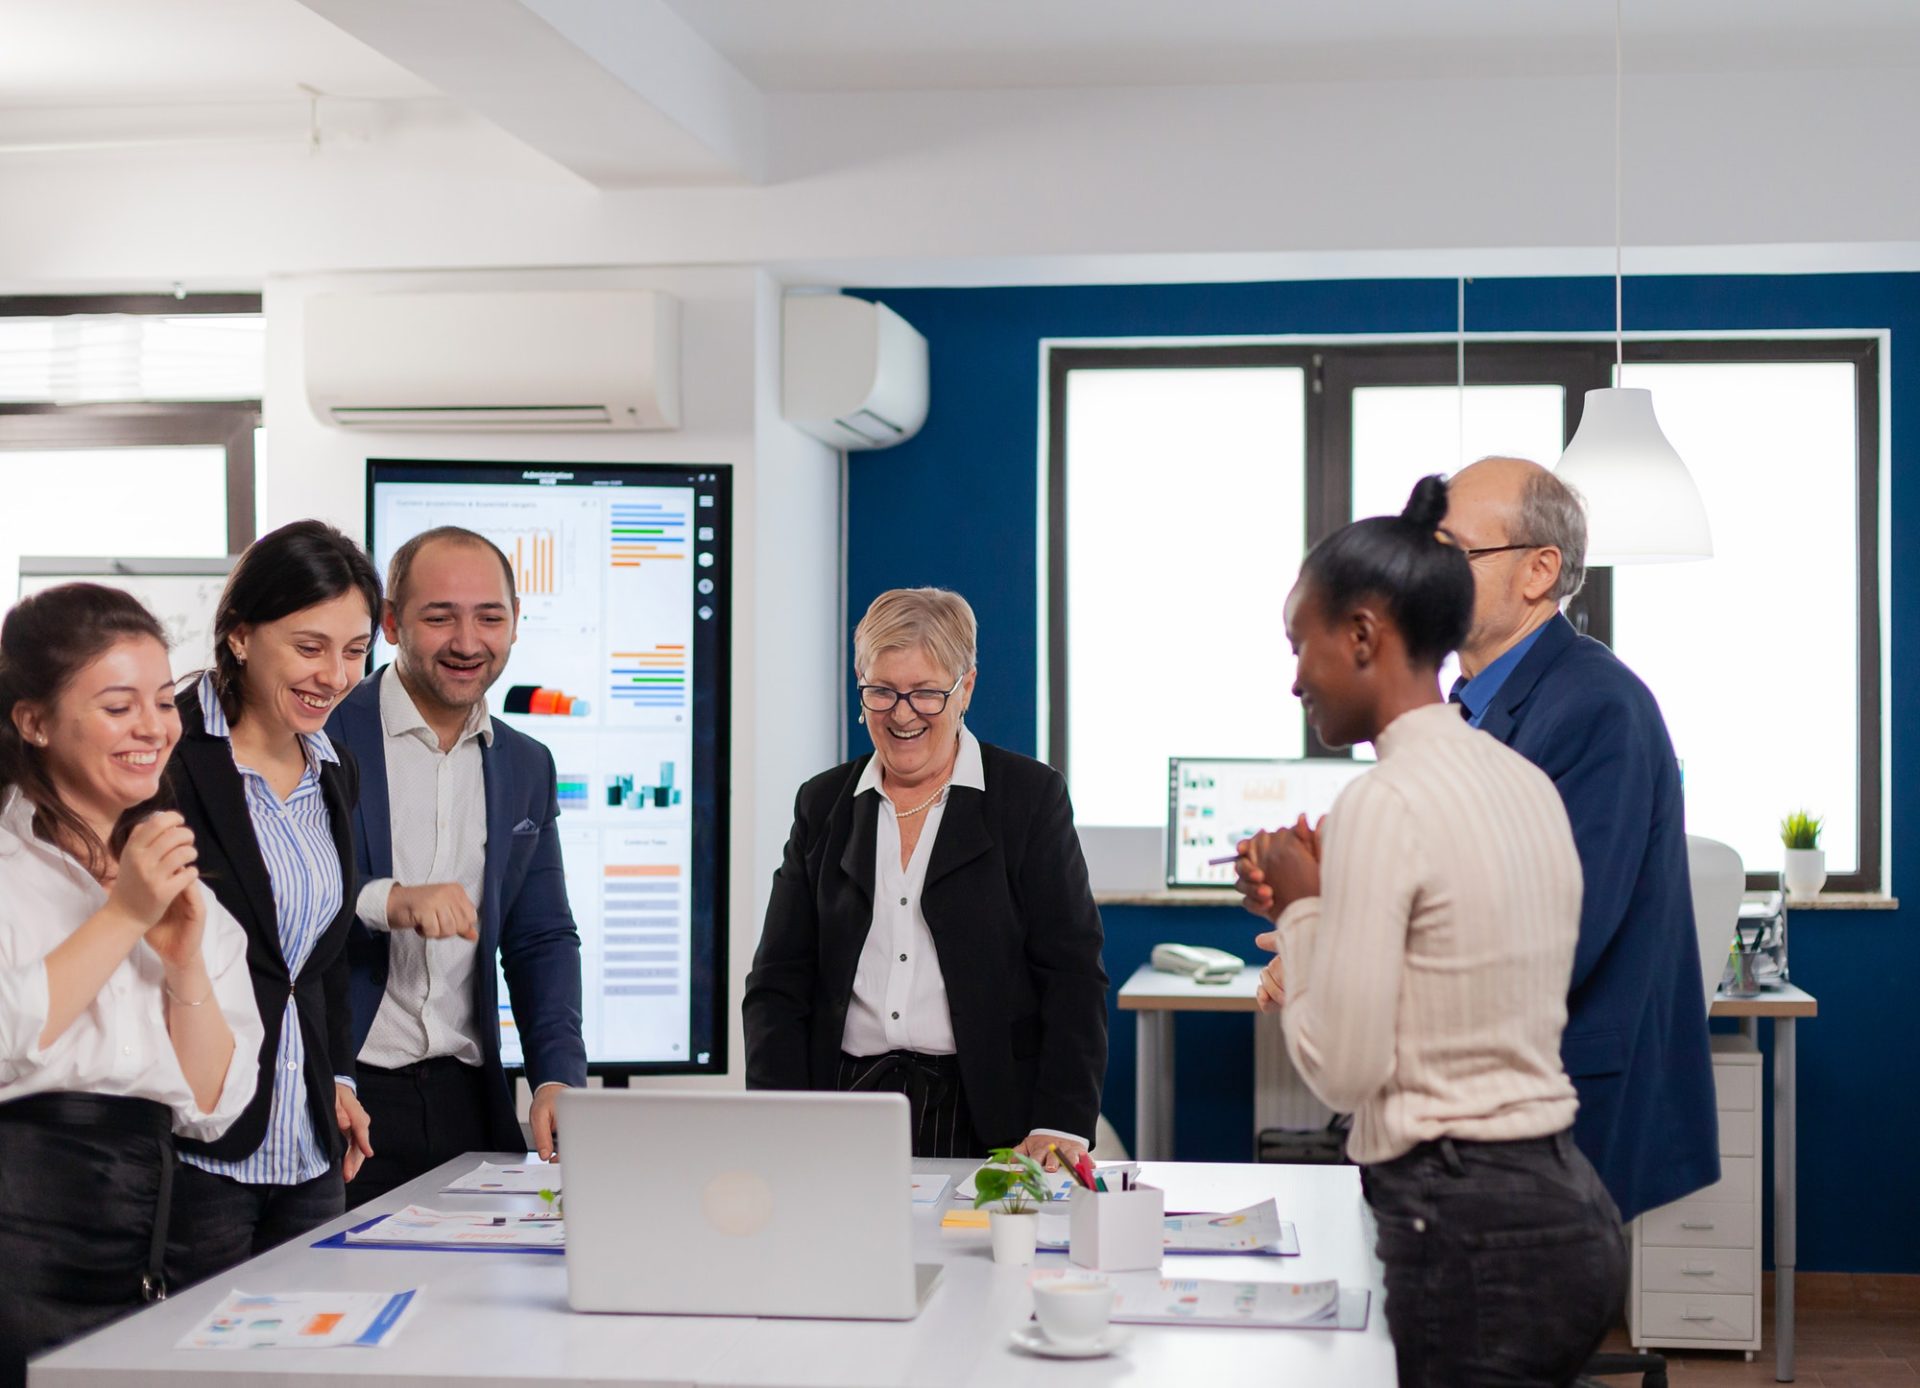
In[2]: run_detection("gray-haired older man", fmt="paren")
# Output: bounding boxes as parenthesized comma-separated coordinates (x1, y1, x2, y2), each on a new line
(1440, 456, 1718, 1227)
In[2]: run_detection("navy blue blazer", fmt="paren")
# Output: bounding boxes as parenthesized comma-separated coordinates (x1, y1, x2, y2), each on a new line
(1476, 613, 1719, 1220)
(327, 668, 588, 1150)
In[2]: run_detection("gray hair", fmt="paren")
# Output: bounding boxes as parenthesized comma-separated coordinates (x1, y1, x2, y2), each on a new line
(853, 587, 977, 683)
(1517, 467, 1588, 602)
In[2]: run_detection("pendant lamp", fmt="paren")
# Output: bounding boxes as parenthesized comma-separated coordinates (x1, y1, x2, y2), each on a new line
(1553, 0, 1712, 564)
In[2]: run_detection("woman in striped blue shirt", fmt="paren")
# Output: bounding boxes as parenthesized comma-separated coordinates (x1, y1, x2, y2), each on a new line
(161, 521, 382, 1289)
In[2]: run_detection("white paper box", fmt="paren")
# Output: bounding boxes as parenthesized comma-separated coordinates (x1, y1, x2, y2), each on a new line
(1067, 1183, 1164, 1272)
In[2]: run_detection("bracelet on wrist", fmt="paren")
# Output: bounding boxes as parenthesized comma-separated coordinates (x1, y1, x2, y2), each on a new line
(164, 977, 212, 1008)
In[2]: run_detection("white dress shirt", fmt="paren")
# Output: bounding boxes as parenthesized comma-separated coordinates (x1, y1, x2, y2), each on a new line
(840, 728, 986, 1057)
(354, 670, 489, 1069)
(0, 791, 262, 1138)
(841, 728, 1081, 1146)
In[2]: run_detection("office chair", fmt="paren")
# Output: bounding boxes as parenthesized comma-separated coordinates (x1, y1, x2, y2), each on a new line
(1576, 835, 1744, 1388)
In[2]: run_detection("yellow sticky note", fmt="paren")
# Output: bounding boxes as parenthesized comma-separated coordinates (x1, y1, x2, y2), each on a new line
(940, 1209, 990, 1230)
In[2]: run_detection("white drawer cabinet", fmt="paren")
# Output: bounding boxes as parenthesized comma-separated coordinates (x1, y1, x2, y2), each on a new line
(1628, 1039, 1763, 1358)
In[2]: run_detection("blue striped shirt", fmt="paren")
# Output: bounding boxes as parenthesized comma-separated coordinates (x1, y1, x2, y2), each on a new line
(181, 672, 344, 1187)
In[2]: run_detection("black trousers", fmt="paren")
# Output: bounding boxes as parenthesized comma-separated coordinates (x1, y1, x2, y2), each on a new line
(164, 1163, 345, 1293)
(834, 1050, 981, 1159)
(0, 1093, 173, 1388)
(1362, 1130, 1627, 1388)
(345, 1057, 494, 1209)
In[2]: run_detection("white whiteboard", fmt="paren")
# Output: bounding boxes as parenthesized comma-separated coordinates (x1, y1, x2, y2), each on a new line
(16, 559, 236, 681)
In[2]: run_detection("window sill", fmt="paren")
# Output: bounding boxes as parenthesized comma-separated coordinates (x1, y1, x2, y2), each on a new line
(1098, 888, 1901, 911)
(1760, 891, 1899, 912)
(1095, 888, 1240, 907)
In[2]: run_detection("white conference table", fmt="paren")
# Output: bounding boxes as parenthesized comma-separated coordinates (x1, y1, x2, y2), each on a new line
(32, 1154, 1397, 1388)
(1120, 963, 1819, 1382)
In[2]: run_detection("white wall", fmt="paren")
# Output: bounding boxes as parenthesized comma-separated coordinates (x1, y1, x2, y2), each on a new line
(263, 263, 838, 1086)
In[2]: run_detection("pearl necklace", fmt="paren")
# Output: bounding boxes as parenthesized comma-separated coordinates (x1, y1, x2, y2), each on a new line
(890, 777, 953, 820)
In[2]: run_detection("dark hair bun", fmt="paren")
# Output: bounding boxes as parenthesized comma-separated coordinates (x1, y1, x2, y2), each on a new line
(1399, 474, 1451, 533)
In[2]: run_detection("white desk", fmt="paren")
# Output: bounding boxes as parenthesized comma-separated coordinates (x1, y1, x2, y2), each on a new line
(1119, 964, 1818, 1381)
(32, 1155, 1396, 1388)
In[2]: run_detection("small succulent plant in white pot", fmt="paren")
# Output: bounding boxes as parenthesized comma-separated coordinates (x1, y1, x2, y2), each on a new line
(1780, 810, 1826, 900)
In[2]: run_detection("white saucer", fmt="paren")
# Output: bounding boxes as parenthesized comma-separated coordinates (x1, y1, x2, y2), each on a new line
(1010, 1323, 1131, 1359)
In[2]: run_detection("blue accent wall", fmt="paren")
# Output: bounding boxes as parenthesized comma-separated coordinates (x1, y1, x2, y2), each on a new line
(844, 274, 1917, 1274)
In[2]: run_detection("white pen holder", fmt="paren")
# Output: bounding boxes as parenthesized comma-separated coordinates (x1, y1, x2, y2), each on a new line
(1067, 1182, 1164, 1272)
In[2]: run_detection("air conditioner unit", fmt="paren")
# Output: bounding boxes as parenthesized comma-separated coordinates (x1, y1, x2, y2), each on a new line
(304, 289, 680, 431)
(782, 294, 928, 450)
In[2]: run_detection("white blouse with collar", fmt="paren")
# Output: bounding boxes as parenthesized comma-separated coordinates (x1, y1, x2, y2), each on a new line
(0, 792, 263, 1139)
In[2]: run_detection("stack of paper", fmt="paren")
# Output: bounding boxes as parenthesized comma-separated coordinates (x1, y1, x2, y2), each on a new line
(344, 1206, 565, 1251)
(1030, 1271, 1352, 1330)
(1110, 1276, 1342, 1328)
(1035, 1198, 1299, 1256)
(177, 1290, 418, 1350)
(442, 1159, 561, 1195)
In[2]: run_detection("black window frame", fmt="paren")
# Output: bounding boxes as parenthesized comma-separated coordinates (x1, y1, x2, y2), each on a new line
(1046, 335, 1882, 894)
(0, 294, 264, 556)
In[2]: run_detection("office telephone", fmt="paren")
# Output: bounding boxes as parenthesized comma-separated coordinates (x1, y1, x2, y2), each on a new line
(1150, 943, 1245, 984)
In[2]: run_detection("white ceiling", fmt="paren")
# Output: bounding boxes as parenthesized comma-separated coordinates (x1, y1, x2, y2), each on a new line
(666, 0, 1920, 91)
(7, 0, 1920, 113)
(0, 0, 439, 106)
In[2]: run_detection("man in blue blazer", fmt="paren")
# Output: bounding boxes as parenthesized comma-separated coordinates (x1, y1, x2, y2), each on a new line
(1443, 457, 1718, 1223)
(329, 528, 587, 1206)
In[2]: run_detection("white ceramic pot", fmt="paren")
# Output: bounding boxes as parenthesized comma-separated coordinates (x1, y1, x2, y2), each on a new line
(989, 1210, 1038, 1266)
(1783, 847, 1827, 900)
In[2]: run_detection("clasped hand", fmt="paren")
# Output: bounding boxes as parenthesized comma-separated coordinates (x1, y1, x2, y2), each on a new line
(1231, 814, 1324, 1013)
(111, 811, 205, 970)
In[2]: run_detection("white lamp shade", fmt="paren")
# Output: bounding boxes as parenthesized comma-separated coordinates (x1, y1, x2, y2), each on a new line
(1555, 387, 1713, 564)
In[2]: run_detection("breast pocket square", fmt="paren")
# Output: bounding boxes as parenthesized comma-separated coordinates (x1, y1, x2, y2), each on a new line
(512, 818, 539, 835)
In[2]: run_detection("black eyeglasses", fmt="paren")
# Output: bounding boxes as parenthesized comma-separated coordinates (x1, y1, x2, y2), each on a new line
(858, 675, 964, 716)
(1462, 542, 1539, 561)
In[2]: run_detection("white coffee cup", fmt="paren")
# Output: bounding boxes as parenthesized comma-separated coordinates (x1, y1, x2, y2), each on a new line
(1032, 1279, 1115, 1348)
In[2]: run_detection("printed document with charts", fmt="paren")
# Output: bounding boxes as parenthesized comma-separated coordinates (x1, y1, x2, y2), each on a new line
(345, 1206, 565, 1251)
(1031, 1271, 1371, 1331)
(177, 1290, 419, 1349)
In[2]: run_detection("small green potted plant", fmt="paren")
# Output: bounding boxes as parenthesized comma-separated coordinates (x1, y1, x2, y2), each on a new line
(1780, 810, 1825, 899)
(973, 1147, 1049, 1266)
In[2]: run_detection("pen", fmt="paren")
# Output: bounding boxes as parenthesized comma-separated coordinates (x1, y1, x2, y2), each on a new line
(1207, 853, 1243, 866)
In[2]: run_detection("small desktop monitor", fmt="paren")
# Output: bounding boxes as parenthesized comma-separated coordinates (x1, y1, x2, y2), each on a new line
(1166, 756, 1369, 888)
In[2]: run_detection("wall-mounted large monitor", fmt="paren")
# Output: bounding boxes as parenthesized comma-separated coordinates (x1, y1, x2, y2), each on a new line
(368, 459, 731, 1077)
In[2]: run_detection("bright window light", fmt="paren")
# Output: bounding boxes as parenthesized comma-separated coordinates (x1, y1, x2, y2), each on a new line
(0, 447, 229, 600)
(1612, 361, 1861, 878)
(1065, 367, 1306, 827)
(1352, 384, 1565, 520)
(0, 314, 265, 403)
(1349, 384, 1566, 754)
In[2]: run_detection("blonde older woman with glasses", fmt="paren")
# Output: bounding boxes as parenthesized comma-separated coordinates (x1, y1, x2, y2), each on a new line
(744, 588, 1107, 1167)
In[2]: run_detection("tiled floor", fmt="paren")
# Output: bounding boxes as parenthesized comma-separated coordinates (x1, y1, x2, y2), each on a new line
(1591, 1275, 1920, 1386)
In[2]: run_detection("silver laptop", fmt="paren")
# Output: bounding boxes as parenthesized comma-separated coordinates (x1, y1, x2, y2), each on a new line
(558, 1089, 942, 1319)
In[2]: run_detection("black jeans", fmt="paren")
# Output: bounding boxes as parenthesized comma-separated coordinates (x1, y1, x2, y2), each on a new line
(1362, 1130, 1627, 1388)
(0, 1094, 172, 1388)
(345, 1057, 495, 1209)
(164, 1162, 345, 1294)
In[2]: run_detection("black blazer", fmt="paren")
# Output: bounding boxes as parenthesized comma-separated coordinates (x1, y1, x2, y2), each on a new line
(167, 684, 361, 1166)
(743, 741, 1108, 1147)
